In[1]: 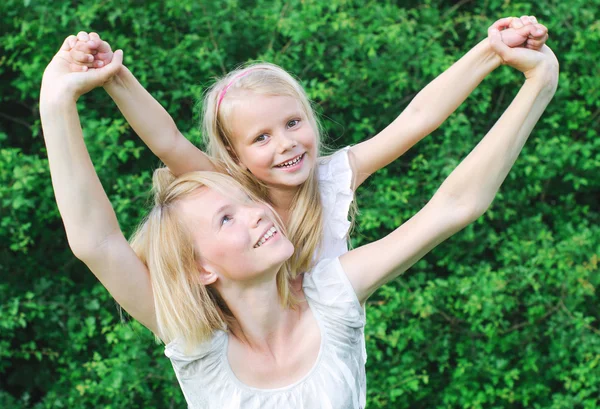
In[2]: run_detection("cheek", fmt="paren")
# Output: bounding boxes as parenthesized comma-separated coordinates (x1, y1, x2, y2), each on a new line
(242, 148, 274, 174)
(300, 127, 317, 152)
(198, 234, 248, 263)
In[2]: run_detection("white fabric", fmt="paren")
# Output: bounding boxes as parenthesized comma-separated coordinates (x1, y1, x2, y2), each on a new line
(164, 258, 367, 409)
(317, 147, 354, 261)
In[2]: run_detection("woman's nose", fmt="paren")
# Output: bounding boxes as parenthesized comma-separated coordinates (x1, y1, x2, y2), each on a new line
(249, 205, 266, 227)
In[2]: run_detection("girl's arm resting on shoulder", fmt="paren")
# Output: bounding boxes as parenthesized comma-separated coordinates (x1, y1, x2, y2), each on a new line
(40, 94, 158, 334)
(341, 52, 558, 304)
(105, 66, 216, 175)
(349, 38, 502, 189)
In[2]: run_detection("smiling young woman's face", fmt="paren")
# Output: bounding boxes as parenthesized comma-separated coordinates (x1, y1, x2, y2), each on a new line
(176, 186, 294, 284)
(227, 92, 318, 192)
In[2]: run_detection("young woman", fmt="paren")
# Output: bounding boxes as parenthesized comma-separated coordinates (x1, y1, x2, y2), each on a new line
(40, 23, 558, 408)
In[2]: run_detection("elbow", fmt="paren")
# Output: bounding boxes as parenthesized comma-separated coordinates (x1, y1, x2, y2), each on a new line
(433, 192, 489, 230)
(68, 239, 98, 263)
(453, 201, 486, 230)
(66, 231, 112, 264)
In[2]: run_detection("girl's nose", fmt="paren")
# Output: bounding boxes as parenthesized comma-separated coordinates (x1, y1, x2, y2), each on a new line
(278, 133, 298, 153)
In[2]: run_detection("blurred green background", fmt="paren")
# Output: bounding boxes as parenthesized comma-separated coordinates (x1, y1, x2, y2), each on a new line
(1, 0, 599, 408)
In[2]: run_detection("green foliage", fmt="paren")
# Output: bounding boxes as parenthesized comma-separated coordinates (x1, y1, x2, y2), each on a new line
(1, 0, 598, 407)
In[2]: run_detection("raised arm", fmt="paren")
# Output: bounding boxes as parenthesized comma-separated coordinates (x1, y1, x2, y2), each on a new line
(69, 32, 215, 176)
(350, 16, 549, 189)
(40, 37, 158, 333)
(342, 34, 559, 304)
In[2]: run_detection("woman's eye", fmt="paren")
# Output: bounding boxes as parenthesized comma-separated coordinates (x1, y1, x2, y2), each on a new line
(221, 215, 232, 226)
(287, 119, 299, 128)
(254, 134, 269, 143)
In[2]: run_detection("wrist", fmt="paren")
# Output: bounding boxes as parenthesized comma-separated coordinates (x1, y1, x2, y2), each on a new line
(103, 65, 129, 93)
(477, 38, 503, 71)
(525, 60, 559, 92)
(40, 81, 79, 106)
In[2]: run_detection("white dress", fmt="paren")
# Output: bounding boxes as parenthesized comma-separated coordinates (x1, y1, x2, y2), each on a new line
(165, 258, 367, 409)
(164, 147, 364, 408)
(316, 147, 354, 261)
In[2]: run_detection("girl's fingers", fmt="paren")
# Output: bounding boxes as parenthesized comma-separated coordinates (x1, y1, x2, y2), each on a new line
(89, 32, 101, 43)
(520, 15, 533, 26)
(511, 17, 523, 29)
(530, 16, 538, 24)
(96, 51, 113, 61)
(74, 40, 95, 53)
(77, 31, 90, 42)
(526, 34, 549, 50)
(69, 62, 88, 72)
(531, 23, 548, 39)
(60, 35, 77, 51)
(70, 49, 95, 65)
(97, 40, 113, 54)
(492, 16, 516, 31)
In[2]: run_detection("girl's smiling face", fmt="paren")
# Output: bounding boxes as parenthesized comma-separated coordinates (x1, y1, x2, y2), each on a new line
(176, 186, 294, 284)
(226, 92, 318, 192)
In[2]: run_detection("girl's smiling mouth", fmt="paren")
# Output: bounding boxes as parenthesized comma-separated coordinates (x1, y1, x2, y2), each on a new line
(274, 153, 305, 170)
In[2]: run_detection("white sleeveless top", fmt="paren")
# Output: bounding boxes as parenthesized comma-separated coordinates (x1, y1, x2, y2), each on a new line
(164, 257, 367, 409)
(317, 147, 354, 261)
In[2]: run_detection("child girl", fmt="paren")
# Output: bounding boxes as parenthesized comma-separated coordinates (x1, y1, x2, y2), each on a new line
(41, 22, 558, 408)
(67, 16, 549, 278)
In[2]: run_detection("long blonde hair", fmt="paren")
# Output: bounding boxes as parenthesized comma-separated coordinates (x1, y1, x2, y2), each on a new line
(129, 169, 295, 349)
(201, 62, 325, 276)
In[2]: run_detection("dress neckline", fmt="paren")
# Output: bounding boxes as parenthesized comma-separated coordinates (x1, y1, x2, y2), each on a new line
(220, 286, 327, 393)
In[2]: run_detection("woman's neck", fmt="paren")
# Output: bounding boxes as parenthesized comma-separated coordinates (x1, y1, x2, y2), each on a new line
(221, 277, 297, 353)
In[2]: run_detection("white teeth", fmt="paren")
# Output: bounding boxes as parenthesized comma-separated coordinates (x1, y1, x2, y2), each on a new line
(254, 226, 277, 248)
(276, 154, 303, 168)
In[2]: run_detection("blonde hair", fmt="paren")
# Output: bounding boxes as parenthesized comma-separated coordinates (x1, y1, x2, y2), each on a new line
(129, 169, 296, 349)
(201, 62, 325, 276)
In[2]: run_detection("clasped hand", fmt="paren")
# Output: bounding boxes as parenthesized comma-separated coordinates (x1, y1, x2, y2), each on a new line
(40, 34, 123, 101)
(488, 16, 559, 84)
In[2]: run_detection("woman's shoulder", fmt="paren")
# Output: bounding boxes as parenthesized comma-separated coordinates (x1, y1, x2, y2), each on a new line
(164, 329, 227, 363)
(303, 258, 365, 328)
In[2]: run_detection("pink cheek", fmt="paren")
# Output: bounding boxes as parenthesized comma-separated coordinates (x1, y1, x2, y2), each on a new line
(249, 158, 274, 174)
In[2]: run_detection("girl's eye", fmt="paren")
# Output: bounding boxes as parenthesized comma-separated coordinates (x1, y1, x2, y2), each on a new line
(220, 215, 232, 226)
(287, 119, 299, 128)
(254, 134, 269, 143)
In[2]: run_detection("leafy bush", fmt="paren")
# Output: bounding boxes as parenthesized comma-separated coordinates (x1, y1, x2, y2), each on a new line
(1, 0, 598, 407)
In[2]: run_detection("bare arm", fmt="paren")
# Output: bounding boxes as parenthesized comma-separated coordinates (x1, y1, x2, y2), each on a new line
(350, 19, 548, 189)
(40, 42, 158, 333)
(342, 43, 559, 304)
(104, 65, 216, 175)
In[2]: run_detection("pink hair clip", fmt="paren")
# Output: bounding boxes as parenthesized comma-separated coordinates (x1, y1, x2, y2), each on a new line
(216, 68, 262, 113)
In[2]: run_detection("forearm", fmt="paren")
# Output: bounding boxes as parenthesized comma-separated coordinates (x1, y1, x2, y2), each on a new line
(408, 38, 502, 133)
(40, 93, 121, 258)
(104, 66, 214, 175)
(437, 73, 558, 215)
(350, 39, 503, 186)
(104, 66, 180, 158)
